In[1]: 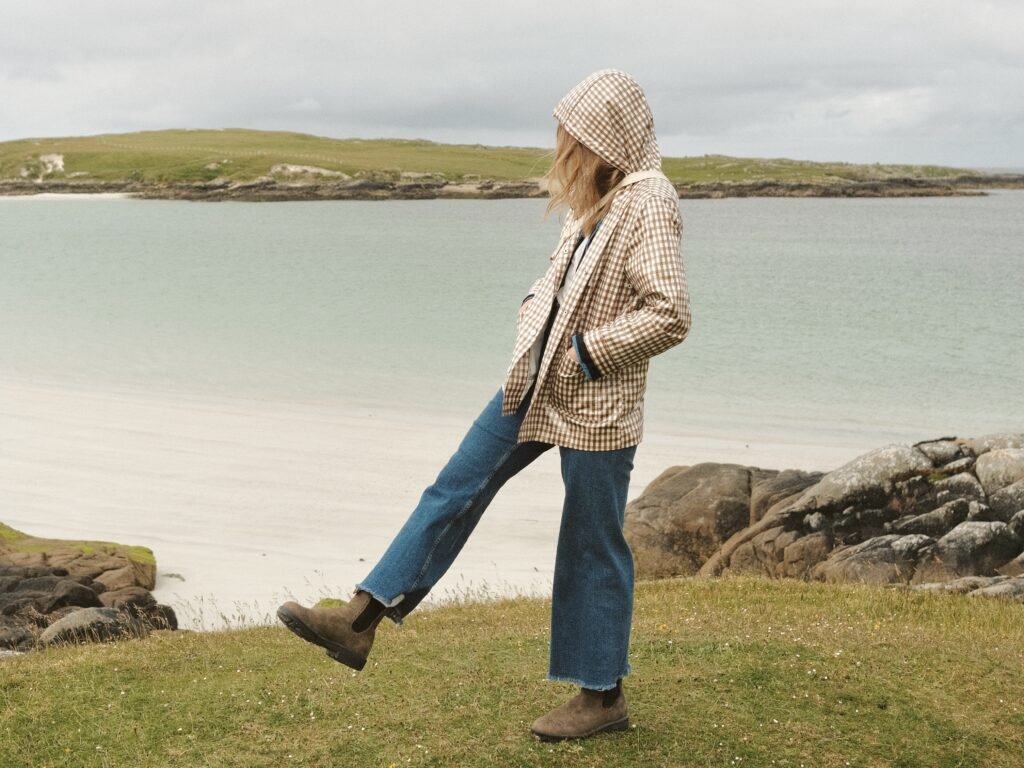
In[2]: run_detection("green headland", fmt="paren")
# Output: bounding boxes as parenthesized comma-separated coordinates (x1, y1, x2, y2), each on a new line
(2, 128, 1021, 200)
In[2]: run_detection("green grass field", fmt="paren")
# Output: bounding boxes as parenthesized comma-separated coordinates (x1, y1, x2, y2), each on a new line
(0, 129, 979, 187)
(2, 577, 1022, 767)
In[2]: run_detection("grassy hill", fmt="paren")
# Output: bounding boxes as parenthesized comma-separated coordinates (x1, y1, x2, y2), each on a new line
(2, 577, 1022, 767)
(0, 128, 985, 188)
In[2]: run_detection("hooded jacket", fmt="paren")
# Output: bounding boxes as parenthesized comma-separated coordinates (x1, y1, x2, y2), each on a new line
(501, 69, 691, 451)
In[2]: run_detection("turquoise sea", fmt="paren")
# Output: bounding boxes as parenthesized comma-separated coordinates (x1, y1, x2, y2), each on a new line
(2, 191, 1021, 447)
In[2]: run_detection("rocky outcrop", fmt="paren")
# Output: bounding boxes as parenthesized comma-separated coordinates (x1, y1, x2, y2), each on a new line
(0, 525, 175, 651)
(626, 433, 1024, 600)
(623, 464, 821, 577)
(3, 170, 1023, 202)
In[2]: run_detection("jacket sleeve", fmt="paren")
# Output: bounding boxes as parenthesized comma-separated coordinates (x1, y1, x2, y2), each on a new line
(574, 195, 690, 379)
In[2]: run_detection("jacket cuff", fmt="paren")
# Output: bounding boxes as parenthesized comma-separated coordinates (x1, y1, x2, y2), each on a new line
(572, 333, 601, 381)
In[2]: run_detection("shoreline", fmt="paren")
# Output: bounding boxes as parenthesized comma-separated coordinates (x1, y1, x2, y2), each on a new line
(3, 174, 1024, 202)
(0, 376, 880, 630)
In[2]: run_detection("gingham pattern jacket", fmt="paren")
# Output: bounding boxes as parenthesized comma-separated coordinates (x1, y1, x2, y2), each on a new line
(501, 70, 691, 451)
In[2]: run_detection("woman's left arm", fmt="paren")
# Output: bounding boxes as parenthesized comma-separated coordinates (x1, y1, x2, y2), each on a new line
(572, 195, 691, 380)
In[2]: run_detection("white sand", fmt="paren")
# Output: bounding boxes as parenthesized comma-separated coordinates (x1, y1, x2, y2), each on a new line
(0, 377, 868, 629)
(0, 193, 133, 201)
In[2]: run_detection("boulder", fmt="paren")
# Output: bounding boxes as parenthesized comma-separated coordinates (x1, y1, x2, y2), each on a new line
(749, 470, 823, 523)
(887, 499, 970, 537)
(939, 457, 975, 475)
(0, 557, 174, 650)
(968, 577, 1024, 601)
(912, 521, 1021, 582)
(788, 444, 933, 515)
(1010, 510, 1024, 540)
(92, 565, 142, 593)
(989, 480, 1024, 520)
(726, 525, 801, 577)
(35, 579, 103, 613)
(625, 463, 767, 577)
(933, 472, 986, 505)
(911, 575, 1007, 594)
(779, 531, 832, 579)
(974, 449, 1024, 495)
(913, 438, 964, 466)
(831, 506, 901, 545)
(811, 534, 934, 584)
(996, 553, 1024, 577)
(0, 617, 35, 651)
(38, 607, 148, 646)
(99, 586, 156, 611)
(963, 433, 1024, 456)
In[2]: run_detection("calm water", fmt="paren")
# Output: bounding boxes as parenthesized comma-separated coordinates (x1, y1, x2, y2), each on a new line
(2, 192, 1022, 446)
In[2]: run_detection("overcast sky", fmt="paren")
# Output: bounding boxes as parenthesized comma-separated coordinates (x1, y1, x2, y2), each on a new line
(3, 1, 1022, 168)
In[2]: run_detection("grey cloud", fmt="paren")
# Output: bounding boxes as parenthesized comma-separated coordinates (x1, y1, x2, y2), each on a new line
(1, 0, 1022, 167)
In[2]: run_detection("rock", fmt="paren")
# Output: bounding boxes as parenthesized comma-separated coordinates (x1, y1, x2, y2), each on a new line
(0, 617, 35, 651)
(964, 433, 1024, 456)
(911, 575, 1008, 593)
(913, 438, 964, 466)
(148, 604, 178, 631)
(965, 501, 1004, 522)
(99, 587, 156, 611)
(38, 607, 148, 646)
(625, 463, 766, 577)
(974, 449, 1024, 495)
(933, 472, 986, 504)
(780, 532, 832, 578)
(0, 558, 174, 651)
(726, 525, 803, 577)
(0, 592, 47, 615)
(968, 577, 1024, 601)
(35, 579, 103, 613)
(811, 534, 934, 584)
(832, 507, 900, 545)
(1009, 510, 1024, 540)
(939, 456, 976, 475)
(0, 525, 157, 591)
(15, 576, 65, 593)
(912, 521, 1021, 582)
(789, 444, 933, 515)
(92, 565, 141, 593)
(887, 499, 969, 537)
(990, 480, 1024, 519)
(750, 470, 823, 523)
(996, 552, 1024, 577)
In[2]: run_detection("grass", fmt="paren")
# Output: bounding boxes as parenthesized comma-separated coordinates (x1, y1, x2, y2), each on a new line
(0, 129, 983, 187)
(2, 577, 1022, 767)
(0, 523, 27, 543)
(0, 522, 156, 568)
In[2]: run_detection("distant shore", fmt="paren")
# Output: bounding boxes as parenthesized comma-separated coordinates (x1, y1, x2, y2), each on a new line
(3, 173, 1024, 201)
(4, 129, 1024, 201)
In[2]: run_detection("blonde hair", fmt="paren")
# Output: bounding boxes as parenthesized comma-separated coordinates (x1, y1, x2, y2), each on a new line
(544, 124, 624, 235)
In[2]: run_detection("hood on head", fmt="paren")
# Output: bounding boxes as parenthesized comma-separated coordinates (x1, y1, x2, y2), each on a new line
(552, 69, 661, 174)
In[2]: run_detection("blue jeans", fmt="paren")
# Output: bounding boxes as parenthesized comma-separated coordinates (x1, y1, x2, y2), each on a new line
(357, 388, 636, 690)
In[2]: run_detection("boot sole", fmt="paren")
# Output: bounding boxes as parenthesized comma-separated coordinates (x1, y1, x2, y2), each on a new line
(276, 605, 367, 671)
(531, 716, 630, 742)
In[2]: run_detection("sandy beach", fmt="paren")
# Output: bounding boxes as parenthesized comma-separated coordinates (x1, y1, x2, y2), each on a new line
(0, 377, 873, 629)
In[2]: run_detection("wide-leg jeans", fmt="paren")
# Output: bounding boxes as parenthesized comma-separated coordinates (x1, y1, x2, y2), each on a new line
(357, 388, 636, 690)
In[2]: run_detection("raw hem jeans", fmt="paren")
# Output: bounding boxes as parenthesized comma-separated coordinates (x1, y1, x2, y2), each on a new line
(357, 388, 636, 691)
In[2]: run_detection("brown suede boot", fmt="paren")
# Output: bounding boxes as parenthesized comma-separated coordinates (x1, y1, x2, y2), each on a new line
(530, 680, 629, 742)
(276, 591, 386, 670)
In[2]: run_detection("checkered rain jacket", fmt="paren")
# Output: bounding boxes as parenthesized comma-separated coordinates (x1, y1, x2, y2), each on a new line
(501, 69, 691, 451)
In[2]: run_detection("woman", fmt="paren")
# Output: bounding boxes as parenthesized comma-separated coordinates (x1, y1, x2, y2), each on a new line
(277, 69, 690, 742)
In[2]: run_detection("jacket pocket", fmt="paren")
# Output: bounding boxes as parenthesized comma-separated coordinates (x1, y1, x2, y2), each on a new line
(551, 371, 625, 428)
